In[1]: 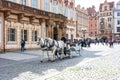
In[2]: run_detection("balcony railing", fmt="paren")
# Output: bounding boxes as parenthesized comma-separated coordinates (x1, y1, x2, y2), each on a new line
(0, 0, 67, 20)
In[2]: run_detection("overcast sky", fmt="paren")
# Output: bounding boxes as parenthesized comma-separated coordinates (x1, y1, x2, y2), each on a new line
(75, 0, 119, 11)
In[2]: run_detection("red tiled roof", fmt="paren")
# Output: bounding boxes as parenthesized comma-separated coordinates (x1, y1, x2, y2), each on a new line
(87, 7, 96, 15)
(99, 2, 114, 11)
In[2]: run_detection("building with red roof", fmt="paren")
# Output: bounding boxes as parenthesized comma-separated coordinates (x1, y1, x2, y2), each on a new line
(98, 0, 114, 40)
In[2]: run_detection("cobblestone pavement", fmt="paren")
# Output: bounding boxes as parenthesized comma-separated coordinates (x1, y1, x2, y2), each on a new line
(0, 44, 120, 80)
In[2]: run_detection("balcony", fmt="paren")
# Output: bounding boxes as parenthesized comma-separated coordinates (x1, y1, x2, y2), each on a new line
(0, 0, 67, 21)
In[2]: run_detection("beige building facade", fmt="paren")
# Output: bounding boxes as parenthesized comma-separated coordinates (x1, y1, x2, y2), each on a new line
(0, 0, 67, 52)
(75, 5, 88, 39)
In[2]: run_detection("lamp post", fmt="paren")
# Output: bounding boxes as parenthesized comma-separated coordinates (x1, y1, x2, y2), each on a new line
(76, 13, 78, 37)
(81, 28, 87, 40)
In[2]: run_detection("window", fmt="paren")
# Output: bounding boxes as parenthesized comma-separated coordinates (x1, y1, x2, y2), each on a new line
(71, 34, 73, 40)
(21, 0, 26, 5)
(117, 20, 120, 25)
(104, 6, 107, 11)
(45, 0, 50, 11)
(117, 27, 120, 32)
(32, 31, 38, 41)
(32, 0, 38, 8)
(110, 12, 112, 15)
(108, 18, 111, 22)
(68, 0, 71, 2)
(91, 24, 92, 27)
(108, 24, 111, 28)
(21, 30, 28, 41)
(66, 34, 68, 39)
(8, 28, 16, 41)
(117, 12, 120, 16)
(64, 6, 68, 17)
(70, 9, 73, 20)
(52, 0, 56, 13)
(58, 3, 62, 14)
(100, 13, 102, 17)
(8, 0, 14, 2)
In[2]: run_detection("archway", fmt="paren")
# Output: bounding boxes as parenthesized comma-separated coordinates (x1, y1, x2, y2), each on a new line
(101, 36, 108, 42)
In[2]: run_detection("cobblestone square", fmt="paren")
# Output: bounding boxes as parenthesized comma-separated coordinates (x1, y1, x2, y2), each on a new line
(0, 44, 120, 80)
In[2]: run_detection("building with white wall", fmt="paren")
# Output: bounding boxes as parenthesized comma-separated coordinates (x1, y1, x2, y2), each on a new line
(75, 5, 88, 39)
(113, 0, 120, 40)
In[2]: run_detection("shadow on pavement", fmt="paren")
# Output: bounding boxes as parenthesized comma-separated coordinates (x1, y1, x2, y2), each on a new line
(0, 49, 102, 80)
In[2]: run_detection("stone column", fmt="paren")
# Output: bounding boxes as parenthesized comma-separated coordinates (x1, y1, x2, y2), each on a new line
(39, 19, 46, 38)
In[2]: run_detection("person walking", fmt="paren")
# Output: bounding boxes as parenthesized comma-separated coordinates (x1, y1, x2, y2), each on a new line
(61, 35, 67, 55)
(21, 39, 25, 52)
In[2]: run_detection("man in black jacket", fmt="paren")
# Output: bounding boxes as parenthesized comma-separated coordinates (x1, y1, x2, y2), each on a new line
(61, 36, 67, 43)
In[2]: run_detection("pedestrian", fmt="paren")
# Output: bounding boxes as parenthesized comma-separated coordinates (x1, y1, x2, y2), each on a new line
(61, 35, 67, 44)
(21, 39, 25, 52)
(61, 35, 67, 55)
(81, 39, 86, 49)
(109, 39, 113, 48)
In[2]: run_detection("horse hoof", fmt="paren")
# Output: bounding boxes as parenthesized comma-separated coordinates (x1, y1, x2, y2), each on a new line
(51, 60, 55, 62)
(40, 61, 43, 63)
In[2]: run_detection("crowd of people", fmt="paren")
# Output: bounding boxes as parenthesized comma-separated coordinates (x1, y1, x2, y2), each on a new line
(64, 37, 120, 49)
(20, 35, 120, 52)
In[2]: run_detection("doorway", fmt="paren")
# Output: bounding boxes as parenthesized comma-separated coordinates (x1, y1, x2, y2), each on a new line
(53, 27, 58, 40)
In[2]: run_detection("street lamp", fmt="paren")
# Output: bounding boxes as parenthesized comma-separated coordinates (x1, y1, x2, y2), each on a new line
(81, 28, 87, 40)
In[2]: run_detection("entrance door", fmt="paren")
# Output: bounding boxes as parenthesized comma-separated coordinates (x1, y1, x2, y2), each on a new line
(53, 27, 58, 40)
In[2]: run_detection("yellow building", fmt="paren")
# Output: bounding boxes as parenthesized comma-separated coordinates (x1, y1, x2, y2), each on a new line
(0, 0, 67, 52)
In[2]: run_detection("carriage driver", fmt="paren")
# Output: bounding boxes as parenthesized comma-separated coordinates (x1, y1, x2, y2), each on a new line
(61, 35, 67, 45)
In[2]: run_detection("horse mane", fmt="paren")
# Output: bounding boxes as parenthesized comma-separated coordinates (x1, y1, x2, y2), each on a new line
(46, 38, 55, 47)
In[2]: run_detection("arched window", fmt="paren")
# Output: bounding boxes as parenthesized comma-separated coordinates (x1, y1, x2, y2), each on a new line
(32, 0, 38, 8)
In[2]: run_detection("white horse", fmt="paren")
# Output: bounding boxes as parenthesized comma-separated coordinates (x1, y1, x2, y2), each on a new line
(37, 37, 51, 62)
(45, 37, 65, 61)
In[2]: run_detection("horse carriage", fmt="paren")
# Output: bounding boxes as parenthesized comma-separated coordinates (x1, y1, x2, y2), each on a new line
(37, 37, 81, 62)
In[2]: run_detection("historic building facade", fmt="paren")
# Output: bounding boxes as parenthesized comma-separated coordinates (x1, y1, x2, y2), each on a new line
(99, 0, 114, 39)
(64, 0, 76, 40)
(0, 0, 67, 52)
(75, 5, 88, 39)
(113, 1, 120, 40)
(87, 6, 99, 39)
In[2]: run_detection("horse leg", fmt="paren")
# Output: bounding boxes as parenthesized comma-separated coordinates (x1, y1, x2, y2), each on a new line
(40, 50, 44, 62)
(46, 49, 51, 61)
(51, 46, 57, 61)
